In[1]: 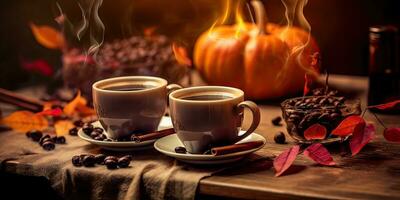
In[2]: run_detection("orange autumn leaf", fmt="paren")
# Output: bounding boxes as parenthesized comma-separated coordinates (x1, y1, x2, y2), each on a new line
(63, 91, 94, 117)
(76, 104, 96, 117)
(172, 43, 192, 66)
(54, 120, 74, 136)
(0, 111, 48, 132)
(63, 91, 83, 116)
(29, 23, 65, 49)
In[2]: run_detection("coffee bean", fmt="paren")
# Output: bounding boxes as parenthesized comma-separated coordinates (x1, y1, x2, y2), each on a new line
(39, 135, 51, 145)
(319, 97, 329, 105)
(55, 136, 66, 144)
(318, 113, 331, 121)
(288, 114, 301, 122)
(333, 101, 341, 107)
(337, 97, 345, 103)
(104, 156, 118, 162)
(69, 127, 78, 136)
(118, 156, 132, 168)
(295, 101, 303, 107)
(330, 113, 341, 120)
(82, 123, 94, 134)
(42, 141, 55, 151)
(73, 120, 84, 127)
(26, 131, 32, 138)
(94, 136, 103, 141)
(82, 155, 95, 167)
(174, 146, 187, 154)
(271, 116, 282, 126)
(105, 159, 118, 169)
(274, 132, 286, 144)
(72, 155, 82, 166)
(27, 130, 43, 142)
(90, 131, 100, 138)
(94, 154, 107, 164)
(93, 127, 104, 134)
(94, 134, 106, 141)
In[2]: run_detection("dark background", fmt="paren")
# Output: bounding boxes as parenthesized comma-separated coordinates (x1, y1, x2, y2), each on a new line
(0, 0, 399, 89)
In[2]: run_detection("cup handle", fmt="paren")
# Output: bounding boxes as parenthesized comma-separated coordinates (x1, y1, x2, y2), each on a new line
(166, 84, 182, 95)
(236, 101, 261, 141)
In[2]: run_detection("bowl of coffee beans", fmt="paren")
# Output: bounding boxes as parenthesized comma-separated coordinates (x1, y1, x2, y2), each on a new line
(281, 94, 361, 143)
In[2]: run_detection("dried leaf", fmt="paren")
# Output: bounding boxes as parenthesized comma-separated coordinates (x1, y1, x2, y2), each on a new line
(29, 23, 65, 49)
(76, 104, 96, 117)
(303, 143, 335, 166)
(368, 100, 400, 111)
(304, 123, 327, 140)
(331, 115, 365, 137)
(54, 120, 74, 136)
(0, 111, 48, 132)
(273, 145, 300, 177)
(172, 43, 192, 66)
(63, 91, 84, 116)
(21, 59, 54, 76)
(37, 108, 63, 117)
(303, 74, 311, 96)
(350, 123, 374, 156)
(383, 128, 400, 143)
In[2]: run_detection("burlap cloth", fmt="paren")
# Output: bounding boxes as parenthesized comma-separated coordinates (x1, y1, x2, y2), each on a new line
(0, 130, 265, 200)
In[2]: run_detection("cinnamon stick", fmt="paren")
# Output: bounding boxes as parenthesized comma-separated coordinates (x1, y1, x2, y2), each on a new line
(211, 141, 264, 156)
(131, 128, 175, 142)
(0, 88, 44, 111)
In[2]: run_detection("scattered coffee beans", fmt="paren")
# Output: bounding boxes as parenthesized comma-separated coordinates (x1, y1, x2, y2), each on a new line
(26, 129, 67, 151)
(274, 132, 286, 144)
(71, 154, 132, 170)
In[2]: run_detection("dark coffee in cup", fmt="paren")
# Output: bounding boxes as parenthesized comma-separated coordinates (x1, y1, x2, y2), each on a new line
(169, 86, 260, 154)
(102, 84, 154, 92)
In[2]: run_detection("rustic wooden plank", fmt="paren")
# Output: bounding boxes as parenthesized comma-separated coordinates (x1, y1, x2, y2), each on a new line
(198, 75, 400, 199)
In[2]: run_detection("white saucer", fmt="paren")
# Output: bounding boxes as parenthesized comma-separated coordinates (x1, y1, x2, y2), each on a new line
(154, 132, 266, 164)
(78, 116, 173, 151)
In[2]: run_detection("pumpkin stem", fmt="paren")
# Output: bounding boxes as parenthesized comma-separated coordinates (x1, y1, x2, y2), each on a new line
(251, 0, 268, 35)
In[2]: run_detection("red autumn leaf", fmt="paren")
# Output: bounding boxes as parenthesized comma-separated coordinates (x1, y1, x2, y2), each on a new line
(21, 59, 54, 76)
(37, 108, 63, 117)
(303, 74, 311, 96)
(350, 123, 374, 156)
(304, 123, 327, 140)
(331, 115, 365, 137)
(303, 143, 335, 166)
(383, 128, 400, 143)
(273, 145, 300, 177)
(368, 100, 400, 111)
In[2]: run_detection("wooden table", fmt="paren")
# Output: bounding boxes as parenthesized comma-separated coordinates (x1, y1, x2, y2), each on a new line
(198, 75, 400, 200)
(2, 75, 400, 200)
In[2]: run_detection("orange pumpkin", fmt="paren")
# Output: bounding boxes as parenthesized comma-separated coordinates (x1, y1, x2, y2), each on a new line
(194, 0, 319, 99)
